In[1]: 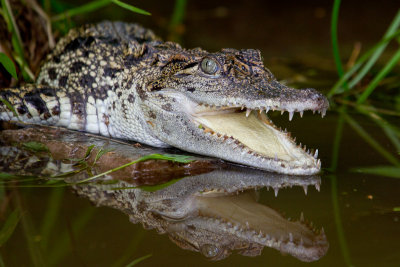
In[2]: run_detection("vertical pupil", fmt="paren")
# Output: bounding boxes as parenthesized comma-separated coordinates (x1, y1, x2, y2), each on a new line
(202, 58, 217, 74)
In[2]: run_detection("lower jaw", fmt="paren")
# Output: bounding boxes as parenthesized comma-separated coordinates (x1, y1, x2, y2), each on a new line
(192, 111, 319, 174)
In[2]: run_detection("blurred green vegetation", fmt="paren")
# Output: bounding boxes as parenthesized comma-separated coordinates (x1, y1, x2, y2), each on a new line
(329, 0, 400, 177)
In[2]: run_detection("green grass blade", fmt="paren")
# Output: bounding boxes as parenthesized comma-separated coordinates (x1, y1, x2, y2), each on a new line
(40, 188, 65, 252)
(0, 172, 18, 180)
(15, 193, 45, 266)
(344, 113, 400, 166)
(0, 253, 5, 267)
(358, 106, 400, 152)
(1, 0, 34, 81)
(111, 231, 146, 267)
(170, 0, 187, 28)
(329, 175, 353, 266)
(356, 48, 400, 104)
(137, 177, 183, 192)
(77, 153, 194, 183)
(125, 254, 152, 267)
(0, 97, 19, 119)
(329, 107, 346, 171)
(0, 209, 20, 246)
(48, 208, 95, 265)
(22, 141, 49, 152)
(348, 9, 400, 88)
(330, 0, 346, 81)
(0, 52, 17, 79)
(328, 29, 400, 97)
(111, 0, 150, 15)
(52, 0, 111, 22)
(352, 166, 400, 178)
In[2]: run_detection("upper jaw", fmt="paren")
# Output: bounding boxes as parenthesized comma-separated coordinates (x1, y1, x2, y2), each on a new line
(190, 86, 329, 119)
(185, 88, 328, 175)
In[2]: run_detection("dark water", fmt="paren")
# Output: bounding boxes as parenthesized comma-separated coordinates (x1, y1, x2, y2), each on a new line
(1, 113, 399, 266)
(1, 0, 400, 266)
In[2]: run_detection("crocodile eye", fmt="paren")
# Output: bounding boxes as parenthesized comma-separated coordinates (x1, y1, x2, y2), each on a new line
(201, 58, 219, 75)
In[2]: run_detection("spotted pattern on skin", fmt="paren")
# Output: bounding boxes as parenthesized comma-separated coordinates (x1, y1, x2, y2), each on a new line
(0, 21, 329, 174)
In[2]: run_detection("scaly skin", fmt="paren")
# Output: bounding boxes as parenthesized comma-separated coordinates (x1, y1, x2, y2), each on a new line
(0, 21, 329, 175)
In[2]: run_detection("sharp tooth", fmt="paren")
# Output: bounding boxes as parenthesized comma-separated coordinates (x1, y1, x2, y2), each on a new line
(300, 111, 304, 118)
(289, 111, 294, 121)
(314, 149, 319, 159)
(303, 185, 308, 195)
(265, 107, 270, 113)
(281, 110, 284, 115)
(315, 183, 321, 192)
(241, 105, 245, 110)
(322, 109, 327, 118)
(289, 232, 293, 242)
(312, 110, 316, 114)
(246, 109, 251, 117)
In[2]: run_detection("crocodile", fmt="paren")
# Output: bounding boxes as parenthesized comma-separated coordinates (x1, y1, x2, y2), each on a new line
(0, 21, 329, 175)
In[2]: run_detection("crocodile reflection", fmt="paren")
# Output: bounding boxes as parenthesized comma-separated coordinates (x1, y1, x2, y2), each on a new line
(0, 127, 328, 261)
(73, 168, 328, 262)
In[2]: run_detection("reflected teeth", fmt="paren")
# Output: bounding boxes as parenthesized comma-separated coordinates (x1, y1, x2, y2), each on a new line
(274, 187, 279, 197)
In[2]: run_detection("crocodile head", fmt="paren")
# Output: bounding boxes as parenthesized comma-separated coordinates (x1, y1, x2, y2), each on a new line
(137, 45, 329, 175)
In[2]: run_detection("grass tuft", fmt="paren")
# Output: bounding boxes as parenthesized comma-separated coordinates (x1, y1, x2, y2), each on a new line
(352, 166, 400, 178)
(0, 52, 17, 79)
(51, 0, 149, 22)
(0, 209, 20, 247)
(125, 254, 152, 267)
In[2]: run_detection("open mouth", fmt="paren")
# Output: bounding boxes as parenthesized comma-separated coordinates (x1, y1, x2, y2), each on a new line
(191, 104, 327, 173)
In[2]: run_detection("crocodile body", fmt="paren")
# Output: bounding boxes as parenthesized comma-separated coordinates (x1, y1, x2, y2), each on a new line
(0, 21, 329, 175)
